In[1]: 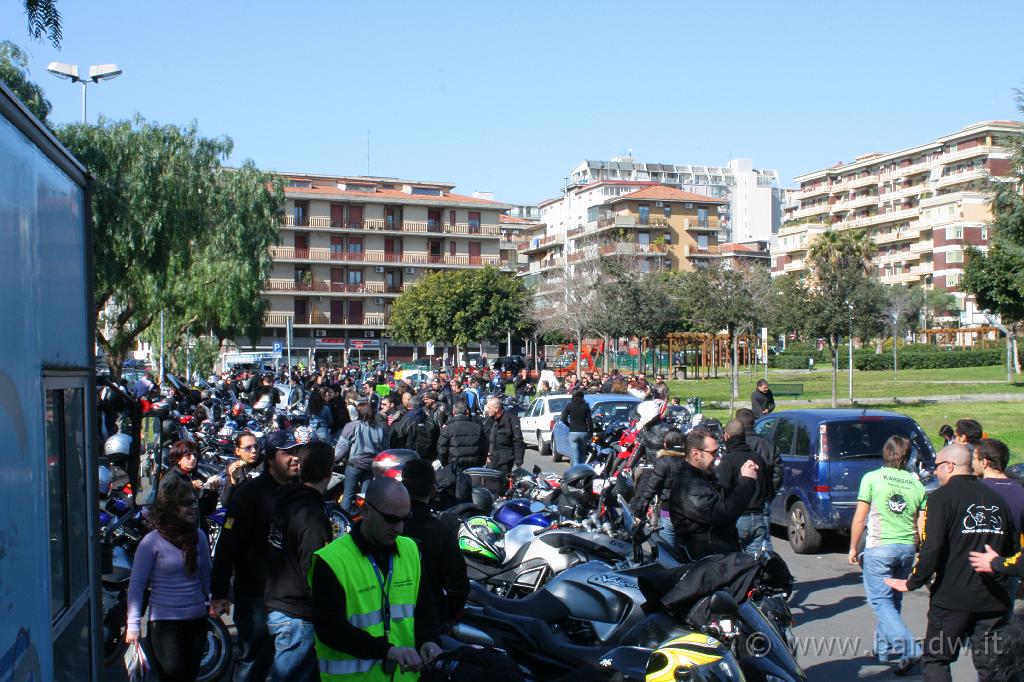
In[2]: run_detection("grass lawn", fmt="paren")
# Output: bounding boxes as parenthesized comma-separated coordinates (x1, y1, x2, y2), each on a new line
(698, 400, 1024, 465)
(666, 365, 1024, 404)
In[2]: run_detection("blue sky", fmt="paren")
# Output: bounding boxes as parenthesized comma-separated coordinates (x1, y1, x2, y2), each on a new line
(4, 1, 1023, 203)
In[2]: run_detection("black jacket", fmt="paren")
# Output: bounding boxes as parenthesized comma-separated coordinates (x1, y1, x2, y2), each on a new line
(483, 409, 526, 468)
(636, 420, 674, 466)
(906, 475, 1017, 612)
(631, 449, 686, 517)
(717, 437, 772, 513)
(327, 395, 350, 432)
(559, 398, 593, 433)
(745, 428, 781, 496)
(438, 415, 487, 470)
(263, 483, 332, 619)
(669, 459, 755, 561)
(390, 408, 440, 460)
(211, 472, 283, 599)
(403, 500, 470, 625)
(751, 389, 775, 415)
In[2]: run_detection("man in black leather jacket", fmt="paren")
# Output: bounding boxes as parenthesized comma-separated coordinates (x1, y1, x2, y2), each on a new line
(438, 401, 487, 471)
(633, 400, 674, 467)
(669, 428, 759, 561)
(630, 428, 685, 546)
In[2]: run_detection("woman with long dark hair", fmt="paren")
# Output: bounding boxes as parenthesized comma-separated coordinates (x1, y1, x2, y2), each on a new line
(306, 387, 333, 442)
(126, 478, 212, 681)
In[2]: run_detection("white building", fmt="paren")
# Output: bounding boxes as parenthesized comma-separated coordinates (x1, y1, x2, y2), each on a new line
(541, 155, 781, 243)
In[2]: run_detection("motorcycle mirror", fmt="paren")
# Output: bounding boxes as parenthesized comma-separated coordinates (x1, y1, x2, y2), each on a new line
(709, 590, 740, 618)
(532, 464, 542, 475)
(136, 415, 163, 507)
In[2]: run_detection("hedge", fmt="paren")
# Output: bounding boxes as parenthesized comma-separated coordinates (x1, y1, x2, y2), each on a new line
(771, 345, 1005, 371)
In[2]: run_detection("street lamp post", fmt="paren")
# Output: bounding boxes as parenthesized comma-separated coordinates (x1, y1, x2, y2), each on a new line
(46, 62, 122, 123)
(848, 302, 854, 405)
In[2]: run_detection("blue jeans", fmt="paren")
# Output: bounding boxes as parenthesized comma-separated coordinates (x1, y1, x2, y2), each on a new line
(736, 509, 772, 557)
(658, 511, 676, 547)
(341, 464, 371, 513)
(862, 544, 921, 662)
(568, 431, 590, 466)
(233, 592, 273, 682)
(266, 610, 316, 682)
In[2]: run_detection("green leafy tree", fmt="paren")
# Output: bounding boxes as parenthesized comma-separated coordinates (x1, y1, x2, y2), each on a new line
(775, 229, 881, 406)
(58, 117, 284, 378)
(389, 267, 530, 365)
(678, 262, 772, 409)
(964, 92, 1024, 379)
(23, 0, 62, 47)
(0, 40, 51, 121)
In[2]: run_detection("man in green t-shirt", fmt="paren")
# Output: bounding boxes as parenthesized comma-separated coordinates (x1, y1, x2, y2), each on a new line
(849, 435, 927, 675)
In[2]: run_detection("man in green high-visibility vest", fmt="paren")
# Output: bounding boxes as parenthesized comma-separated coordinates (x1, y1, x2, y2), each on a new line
(310, 477, 441, 680)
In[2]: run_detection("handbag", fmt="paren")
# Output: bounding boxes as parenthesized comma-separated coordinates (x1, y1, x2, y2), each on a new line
(124, 641, 150, 682)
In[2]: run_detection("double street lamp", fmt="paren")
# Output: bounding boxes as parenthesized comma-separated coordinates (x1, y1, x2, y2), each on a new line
(46, 62, 122, 124)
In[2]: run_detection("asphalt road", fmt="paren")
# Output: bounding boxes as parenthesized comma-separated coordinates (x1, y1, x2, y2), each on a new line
(525, 441, 986, 680)
(767, 528, 984, 681)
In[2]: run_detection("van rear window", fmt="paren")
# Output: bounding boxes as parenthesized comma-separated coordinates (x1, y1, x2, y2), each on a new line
(825, 420, 922, 459)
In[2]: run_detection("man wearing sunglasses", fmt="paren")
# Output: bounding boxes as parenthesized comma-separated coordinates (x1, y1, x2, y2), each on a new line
(311, 477, 441, 679)
(886, 444, 1017, 681)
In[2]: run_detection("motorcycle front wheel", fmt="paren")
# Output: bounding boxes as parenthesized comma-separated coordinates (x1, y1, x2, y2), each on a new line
(196, 616, 233, 682)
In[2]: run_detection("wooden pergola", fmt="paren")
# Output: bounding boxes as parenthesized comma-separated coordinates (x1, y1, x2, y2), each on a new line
(914, 326, 1001, 348)
(660, 332, 760, 380)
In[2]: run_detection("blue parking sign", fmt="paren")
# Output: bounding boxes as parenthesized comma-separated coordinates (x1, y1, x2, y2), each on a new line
(272, 342, 282, 353)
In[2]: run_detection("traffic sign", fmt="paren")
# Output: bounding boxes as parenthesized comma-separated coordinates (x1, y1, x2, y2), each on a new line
(272, 342, 283, 353)
(426, 341, 435, 356)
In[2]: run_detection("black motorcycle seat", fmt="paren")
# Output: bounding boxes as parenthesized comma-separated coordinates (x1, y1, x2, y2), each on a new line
(470, 582, 570, 623)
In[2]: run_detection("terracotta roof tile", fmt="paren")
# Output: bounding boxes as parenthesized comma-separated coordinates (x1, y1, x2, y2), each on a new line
(284, 184, 507, 206)
(500, 215, 538, 224)
(611, 185, 728, 204)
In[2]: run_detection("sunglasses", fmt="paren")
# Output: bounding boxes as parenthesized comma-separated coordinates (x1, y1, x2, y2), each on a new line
(366, 500, 412, 525)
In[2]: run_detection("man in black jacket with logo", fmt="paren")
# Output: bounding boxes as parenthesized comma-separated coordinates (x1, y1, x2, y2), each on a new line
(717, 419, 773, 556)
(210, 430, 300, 682)
(263, 441, 334, 680)
(669, 429, 758, 561)
(887, 444, 1017, 681)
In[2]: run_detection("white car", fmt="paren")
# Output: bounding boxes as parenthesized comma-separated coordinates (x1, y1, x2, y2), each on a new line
(520, 394, 570, 457)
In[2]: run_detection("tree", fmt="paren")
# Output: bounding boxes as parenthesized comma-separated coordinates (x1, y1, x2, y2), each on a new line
(678, 262, 772, 410)
(536, 256, 603, 363)
(963, 92, 1024, 380)
(778, 229, 880, 406)
(0, 40, 51, 122)
(57, 117, 284, 378)
(880, 284, 925, 376)
(23, 0, 62, 47)
(389, 267, 530, 366)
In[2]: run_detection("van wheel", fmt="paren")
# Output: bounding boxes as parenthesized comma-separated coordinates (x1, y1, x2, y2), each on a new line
(539, 433, 552, 458)
(551, 444, 563, 463)
(788, 501, 822, 554)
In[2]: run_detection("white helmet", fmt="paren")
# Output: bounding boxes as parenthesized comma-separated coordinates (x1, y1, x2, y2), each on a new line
(98, 465, 113, 497)
(104, 433, 132, 459)
(635, 399, 665, 430)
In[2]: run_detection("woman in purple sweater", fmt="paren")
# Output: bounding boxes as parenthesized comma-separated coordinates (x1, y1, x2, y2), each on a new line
(126, 478, 212, 681)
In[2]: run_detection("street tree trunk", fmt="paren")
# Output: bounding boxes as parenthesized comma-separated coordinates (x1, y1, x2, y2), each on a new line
(730, 324, 739, 413)
(830, 334, 839, 408)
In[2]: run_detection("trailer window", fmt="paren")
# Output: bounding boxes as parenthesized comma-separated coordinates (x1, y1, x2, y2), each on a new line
(45, 387, 89, 621)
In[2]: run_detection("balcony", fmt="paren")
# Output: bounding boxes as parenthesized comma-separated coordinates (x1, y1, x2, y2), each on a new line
(845, 193, 881, 210)
(264, 312, 390, 328)
(847, 174, 880, 189)
(599, 242, 669, 257)
(269, 246, 501, 267)
(263, 279, 404, 295)
(682, 218, 720, 232)
(783, 259, 806, 272)
(528, 256, 565, 273)
(792, 204, 829, 220)
(934, 167, 989, 189)
(280, 215, 502, 237)
(939, 145, 994, 166)
(912, 262, 934, 276)
(910, 239, 934, 253)
(798, 183, 830, 199)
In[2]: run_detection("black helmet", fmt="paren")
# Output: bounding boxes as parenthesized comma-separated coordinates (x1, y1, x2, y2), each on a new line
(563, 464, 597, 493)
(470, 487, 495, 515)
(1006, 463, 1024, 486)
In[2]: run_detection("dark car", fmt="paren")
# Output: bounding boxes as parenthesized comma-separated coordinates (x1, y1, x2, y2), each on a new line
(756, 409, 936, 554)
(551, 394, 641, 463)
(492, 355, 528, 377)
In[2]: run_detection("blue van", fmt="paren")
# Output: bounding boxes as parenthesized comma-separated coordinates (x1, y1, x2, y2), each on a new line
(755, 409, 935, 554)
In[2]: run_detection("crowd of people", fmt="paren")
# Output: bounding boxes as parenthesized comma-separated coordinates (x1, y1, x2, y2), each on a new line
(119, 359, 1024, 682)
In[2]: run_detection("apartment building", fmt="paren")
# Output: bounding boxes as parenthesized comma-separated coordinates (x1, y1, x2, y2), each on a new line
(774, 121, 1020, 325)
(253, 174, 513, 363)
(545, 156, 782, 242)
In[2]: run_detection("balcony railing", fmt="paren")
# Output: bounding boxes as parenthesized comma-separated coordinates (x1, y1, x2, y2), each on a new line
(939, 145, 994, 166)
(935, 167, 989, 189)
(269, 246, 501, 267)
(281, 215, 502, 236)
(263, 279, 404, 294)
(264, 312, 390, 327)
(598, 242, 669, 257)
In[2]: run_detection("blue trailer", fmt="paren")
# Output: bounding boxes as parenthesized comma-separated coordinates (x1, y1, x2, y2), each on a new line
(0, 81, 101, 680)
